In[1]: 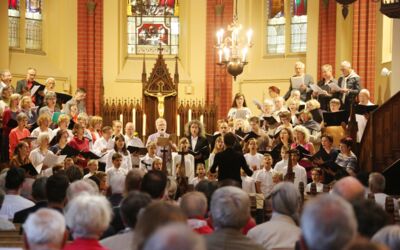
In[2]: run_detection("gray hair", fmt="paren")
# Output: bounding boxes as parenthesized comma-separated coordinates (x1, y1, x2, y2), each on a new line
(45, 77, 55, 85)
(66, 179, 98, 201)
(341, 61, 352, 69)
(332, 176, 365, 203)
(372, 225, 400, 250)
(143, 223, 206, 250)
(16, 112, 28, 122)
(271, 182, 301, 223)
(210, 186, 250, 230)
(24, 208, 66, 247)
(301, 194, 357, 250)
(44, 91, 57, 103)
(369, 172, 386, 193)
(295, 61, 305, 69)
(180, 191, 208, 218)
(109, 173, 125, 194)
(31, 177, 47, 201)
(65, 193, 112, 239)
(36, 132, 50, 145)
(0, 188, 4, 206)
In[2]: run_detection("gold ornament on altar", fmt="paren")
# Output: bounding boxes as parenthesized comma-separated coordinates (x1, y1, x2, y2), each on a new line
(144, 84, 177, 117)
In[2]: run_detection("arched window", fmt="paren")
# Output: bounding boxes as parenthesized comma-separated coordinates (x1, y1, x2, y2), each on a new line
(266, 0, 307, 55)
(127, 0, 180, 55)
(8, 0, 43, 51)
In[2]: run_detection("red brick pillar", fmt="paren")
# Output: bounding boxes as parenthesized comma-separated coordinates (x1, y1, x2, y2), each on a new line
(352, 1, 376, 101)
(317, 0, 337, 79)
(205, 0, 233, 120)
(77, 0, 104, 115)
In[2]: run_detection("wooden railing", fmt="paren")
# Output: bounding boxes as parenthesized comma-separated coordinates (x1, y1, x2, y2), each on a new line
(102, 99, 218, 138)
(359, 91, 400, 173)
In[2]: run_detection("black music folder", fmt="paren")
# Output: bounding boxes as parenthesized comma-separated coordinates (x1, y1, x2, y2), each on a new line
(354, 104, 379, 115)
(323, 110, 349, 126)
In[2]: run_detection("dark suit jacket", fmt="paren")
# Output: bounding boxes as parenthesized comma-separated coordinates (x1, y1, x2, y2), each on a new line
(335, 76, 361, 111)
(13, 201, 48, 224)
(210, 147, 253, 184)
(16, 79, 44, 107)
(284, 74, 314, 102)
(187, 136, 210, 166)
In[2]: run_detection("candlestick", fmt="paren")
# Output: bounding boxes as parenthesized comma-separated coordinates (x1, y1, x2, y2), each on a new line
(177, 114, 180, 137)
(142, 114, 146, 136)
(132, 108, 136, 129)
(188, 109, 192, 122)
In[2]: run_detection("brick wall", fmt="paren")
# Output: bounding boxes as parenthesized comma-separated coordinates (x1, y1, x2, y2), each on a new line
(205, 0, 233, 120)
(352, 1, 376, 101)
(318, 0, 336, 79)
(77, 0, 104, 115)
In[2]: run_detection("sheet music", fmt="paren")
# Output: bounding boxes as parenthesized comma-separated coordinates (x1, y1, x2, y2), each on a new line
(291, 76, 304, 89)
(310, 84, 325, 95)
(328, 83, 343, 92)
(252, 99, 263, 110)
(42, 154, 66, 168)
(30, 85, 40, 96)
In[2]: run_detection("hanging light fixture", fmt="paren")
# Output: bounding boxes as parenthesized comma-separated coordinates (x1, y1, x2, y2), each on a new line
(216, 0, 253, 80)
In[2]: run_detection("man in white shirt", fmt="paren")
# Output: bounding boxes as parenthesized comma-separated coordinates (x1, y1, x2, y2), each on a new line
(282, 150, 307, 189)
(0, 168, 35, 220)
(256, 154, 275, 198)
(93, 126, 114, 168)
(368, 172, 396, 209)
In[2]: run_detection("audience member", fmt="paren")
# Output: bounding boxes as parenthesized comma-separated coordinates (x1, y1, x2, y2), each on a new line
(140, 170, 168, 199)
(66, 179, 98, 202)
(0, 188, 15, 230)
(180, 191, 213, 234)
(352, 199, 389, 238)
(369, 172, 390, 209)
(332, 176, 365, 203)
(372, 225, 400, 250)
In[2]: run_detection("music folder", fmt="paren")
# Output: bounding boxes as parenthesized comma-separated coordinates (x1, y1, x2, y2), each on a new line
(21, 163, 39, 176)
(263, 116, 279, 126)
(354, 104, 378, 115)
(127, 146, 148, 155)
(56, 92, 73, 104)
(323, 110, 349, 127)
(6, 119, 18, 128)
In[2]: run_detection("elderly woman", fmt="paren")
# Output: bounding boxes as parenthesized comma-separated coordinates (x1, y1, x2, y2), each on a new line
(44, 77, 56, 94)
(64, 194, 112, 250)
(19, 96, 37, 129)
(227, 93, 252, 120)
(283, 61, 314, 102)
(248, 182, 301, 249)
(9, 112, 31, 158)
(29, 132, 54, 175)
(184, 119, 210, 167)
(9, 141, 31, 168)
(38, 91, 59, 117)
(356, 89, 375, 142)
(30, 113, 53, 148)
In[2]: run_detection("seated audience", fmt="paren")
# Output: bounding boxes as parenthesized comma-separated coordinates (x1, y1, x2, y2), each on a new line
(0, 188, 15, 230)
(205, 186, 264, 250)
(0, 167, 34, 220)
(248, 182, 301, 249)
(66, 179, 99, 202)
(372, 225, 400, 250)
(143, 223, 206, 250)
(369, 172, 390, 209)
(180, 191, 213, 235)
(45, 173, 69, 212)
(352, 199, 389, 238)
(64, 194, 112, 250)
(101, 191, 152, 250)
(140, 170, 168, 199)
(23, 208, 67, 250)
(332, 176, 365, 203)
(300, 194, 357, 250)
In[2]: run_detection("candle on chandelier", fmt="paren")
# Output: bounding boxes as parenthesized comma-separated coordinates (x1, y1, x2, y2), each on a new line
(247, 29, 253, 45)
(177, 114, 180, 137)
(218, 49, 223, 63)
(223, 48, 230, 61)
(142, 114, 146, 136)
(242, 47, 248, 62)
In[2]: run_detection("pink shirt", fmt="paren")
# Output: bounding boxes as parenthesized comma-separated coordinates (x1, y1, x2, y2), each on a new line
(9, 127, 30, 158)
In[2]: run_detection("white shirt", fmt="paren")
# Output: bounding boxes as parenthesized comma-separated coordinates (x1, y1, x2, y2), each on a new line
(244, 153, 264, 172)
(30, 127, 54, 148)
(208, 153, 216, 169)
(274, 159, 288, 173)
(105, 150, 132, 172)
(191, 176, 208, 186)
(29, 148, 55, 170)
(139, 154, 162, 172)
(172, 153, 195, 183)
(355, 101, 374, 142)
(191, 136, 198, 150)
(305, 182, 323, 193)
(247, 213, 301, 250)
(227, 107, 252, 120)
(256, 168, 274, 198)
(0, 194, 35, 220)
(282, 164, 308, 189)
(93, 137, 115, 163)
(106, 166, 128, 185)
(241, 176, 256, 194)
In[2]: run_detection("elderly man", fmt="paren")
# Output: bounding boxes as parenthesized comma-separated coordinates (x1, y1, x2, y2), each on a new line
(0, 69, 14, 94)
(23, 208, 67, 250)
(205, 186, 264, 250)
(101, 191, 152, 250)
(64, 194, 112, 250)
(356, 88, 375, 142)
(143, 224, 207, 250)
(335, 61, 361, 111)
(332, 176, 365, 203)
(180, 191, 213, 234)
(368, 172, 391, 209)
(315, 64, 336, 111)
(284, 61, 314, 102)
(16, 67, 44, 106)
(372, 225, 400, 249)
(300, 194, 357, 250)
(248, 182, 301, 249)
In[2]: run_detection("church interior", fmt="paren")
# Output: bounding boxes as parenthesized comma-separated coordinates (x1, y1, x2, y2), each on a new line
(1, 0, 400, 249)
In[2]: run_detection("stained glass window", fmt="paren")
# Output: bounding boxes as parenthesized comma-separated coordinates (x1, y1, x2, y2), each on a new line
(127, 0, 179, 55)
(290, 0, 307, 53)
(25, 0, 43, 50)
(8, 0, 20, 48)
(266, 0, 285, 54)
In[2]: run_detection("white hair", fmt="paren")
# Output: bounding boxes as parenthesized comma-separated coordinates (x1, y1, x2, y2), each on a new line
(341, 61, 352, 69)
(45, 77, 55, 85)
(109, 173, 125, 194)
(24, 208, 66, 247)
(65, 193, 112, 239)
(293, 125, 311, 143)
(36, 132, 50, 145)
(301, 194, 357, 250)
(263, 99, 274, 106)
(180, 191, 208, 218)
(372, 225, 400, 250)
(271, 182, 301, 222)
(210, 186, 250, 230)
(295, 61, 305, 69)
(143, 223, 206, 250)
(66, 179, 98, 201)
(156, 117, 166, 125)
(359, 88, 370, 98)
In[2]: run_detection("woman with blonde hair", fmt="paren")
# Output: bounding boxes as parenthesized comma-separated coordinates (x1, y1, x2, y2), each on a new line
(19, 96, 37, 129)
(208, 136, 223, 168)
(30, 113, 53, 148)
(88, 115, 103, 143)
(291, 125, 315, 180)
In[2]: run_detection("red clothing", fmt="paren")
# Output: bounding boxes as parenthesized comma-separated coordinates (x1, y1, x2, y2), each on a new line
(68, 136, 90, 168)
(2, 109, 19, 136)
(9, 127, 30, 158)
(63, 238, 109, 250)
(187, 218, 213, 235)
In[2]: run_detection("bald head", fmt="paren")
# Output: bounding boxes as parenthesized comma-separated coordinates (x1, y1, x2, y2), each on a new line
(332, 177, 365, 203)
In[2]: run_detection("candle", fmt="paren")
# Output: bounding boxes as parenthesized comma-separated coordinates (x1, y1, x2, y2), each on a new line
(200, 115, 204, 124)
(120, 114, 123, 125)
(223, 47, 230, 61)
(188, 109, 192, 122)
(177, 114, 180, 137)
(142, 114, 146, 136)
(218, 49, 223, 63)
(132, 108, 136, 129)
(247, 29, 253, 45)
(242, 47, 248, 62)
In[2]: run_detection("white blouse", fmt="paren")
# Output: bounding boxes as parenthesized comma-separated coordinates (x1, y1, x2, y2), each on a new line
(29, 147, 54, 174)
